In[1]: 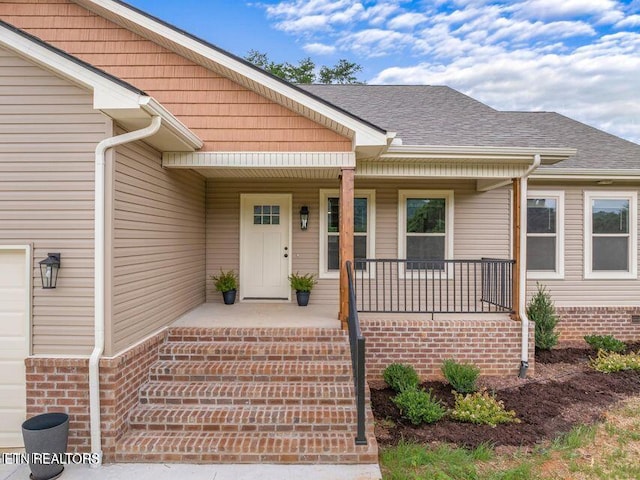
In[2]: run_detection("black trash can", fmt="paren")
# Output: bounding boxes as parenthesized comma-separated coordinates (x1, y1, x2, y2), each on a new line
(22, 412, 69, 480)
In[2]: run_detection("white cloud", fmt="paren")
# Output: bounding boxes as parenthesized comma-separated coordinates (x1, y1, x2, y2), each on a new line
(338, 29, 416, 57)
(387, 12, 429, 29)
(303, 42, 337, 55)
(514, 0, 620, 20)
(616, 14, 640, 28)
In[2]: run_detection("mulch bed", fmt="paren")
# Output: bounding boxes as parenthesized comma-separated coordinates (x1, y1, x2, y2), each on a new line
(371, 343, 640, 450)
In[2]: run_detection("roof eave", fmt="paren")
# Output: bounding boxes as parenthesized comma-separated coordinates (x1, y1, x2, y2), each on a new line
(381, 145, 578, 164)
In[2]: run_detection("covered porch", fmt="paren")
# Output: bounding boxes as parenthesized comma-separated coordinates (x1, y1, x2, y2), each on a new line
(171, 302, 340, 328)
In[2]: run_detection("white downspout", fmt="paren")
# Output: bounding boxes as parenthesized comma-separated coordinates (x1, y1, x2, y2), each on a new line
(518, 153, 541, 378)
(90, 116, 162, 466)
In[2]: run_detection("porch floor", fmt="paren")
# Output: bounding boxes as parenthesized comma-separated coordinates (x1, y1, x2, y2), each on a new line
(171, 302, 341, 328)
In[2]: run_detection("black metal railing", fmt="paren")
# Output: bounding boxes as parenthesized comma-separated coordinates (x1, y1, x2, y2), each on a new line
(353, 258, 514, 314)
(346, 260, 367, 445)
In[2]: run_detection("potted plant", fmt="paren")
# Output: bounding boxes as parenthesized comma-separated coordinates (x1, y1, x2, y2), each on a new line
(288, 272, 317, 306)
(211, 269, 238, 305)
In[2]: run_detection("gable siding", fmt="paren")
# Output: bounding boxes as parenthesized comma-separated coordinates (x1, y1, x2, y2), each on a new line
(0, 0, 353, 152)
(0, 47, 109, 355)
(112, 135, 205, 355)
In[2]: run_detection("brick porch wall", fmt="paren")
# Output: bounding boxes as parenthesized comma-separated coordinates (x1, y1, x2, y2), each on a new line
(556, 307, 640, 342)
(25, 330, 165, 461)
(360, 317, 535, 380)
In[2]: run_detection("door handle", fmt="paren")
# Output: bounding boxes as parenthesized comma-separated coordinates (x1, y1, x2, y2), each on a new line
(284, 246, 288, 258)
(284, 253, 288, 258)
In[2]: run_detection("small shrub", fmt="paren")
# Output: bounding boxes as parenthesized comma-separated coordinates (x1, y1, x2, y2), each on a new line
(584, 334, 626, 353)
(393, 388, 446, 425)
(527, 283, 559, 350)
(288, 272, 317, 292)
(590, 350, 640, 373)
(210, 269, 238, 292)
(441, 359, 480, 394)
(383, 363, 420, 392)
(450, 390, 519, 427)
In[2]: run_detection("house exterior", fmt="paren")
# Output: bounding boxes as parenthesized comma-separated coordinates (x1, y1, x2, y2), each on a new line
(1, 0, 639, 464)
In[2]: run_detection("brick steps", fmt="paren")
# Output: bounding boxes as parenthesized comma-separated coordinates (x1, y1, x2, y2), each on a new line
(115, 431, 378, 464)
(149, 360, 353, 383)
(166, 327, 347, 343)
(139, 381, 356, 406)
(117, 326, 378, 464)
(159, 341, 350, 362)
(128, 405, 356, 432)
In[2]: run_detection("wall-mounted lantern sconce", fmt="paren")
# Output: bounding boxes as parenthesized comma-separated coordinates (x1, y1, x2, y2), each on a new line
(39, 253, 61, 289)
(300, 206, 309, 230)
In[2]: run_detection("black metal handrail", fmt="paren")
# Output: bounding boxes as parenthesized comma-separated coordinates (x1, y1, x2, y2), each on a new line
(353, 258, 514, 314)
(346, 260, 367, 445)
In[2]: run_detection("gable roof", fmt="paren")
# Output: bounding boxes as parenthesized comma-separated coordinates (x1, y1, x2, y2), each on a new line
(70, 0, 390, 154)
(0, 19, 201, 152)
(301, 85, 640, 171)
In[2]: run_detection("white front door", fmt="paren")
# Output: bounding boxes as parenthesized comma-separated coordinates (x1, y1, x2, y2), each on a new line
(240, 194, 291, 300)
(0, 246, 30, 448)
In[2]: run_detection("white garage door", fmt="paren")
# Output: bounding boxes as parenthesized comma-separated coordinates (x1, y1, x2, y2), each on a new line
(0, 247, 30, 448)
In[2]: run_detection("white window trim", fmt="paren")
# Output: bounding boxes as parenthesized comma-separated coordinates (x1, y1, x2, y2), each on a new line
(584, 190, 637, 280)
(398, 190, 454, 278)
(318, 189, 376, 279)
(527, 190, 565, 280)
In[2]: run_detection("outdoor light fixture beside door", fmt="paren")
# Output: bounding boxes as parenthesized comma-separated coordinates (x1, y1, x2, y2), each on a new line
(300, 206, 309, 230)
(39, 253, 61, 289)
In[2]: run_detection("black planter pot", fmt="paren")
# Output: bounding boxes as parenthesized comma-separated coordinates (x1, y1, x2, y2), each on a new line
(222, 289, 236, 305)
(296, 290, 310, 306)
(22, 412, 69, 480)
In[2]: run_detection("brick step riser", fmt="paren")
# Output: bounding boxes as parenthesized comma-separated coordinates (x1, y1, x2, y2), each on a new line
(128, 423, 354, 433)
(158, 353, 349, 362)
(148, 374, 353, 383)
(166, 334, 348, 344)
(139, 396, 355, 406)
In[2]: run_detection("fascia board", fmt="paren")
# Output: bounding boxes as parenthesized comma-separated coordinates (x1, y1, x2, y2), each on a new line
(533, 168, 640, 179)
(140, 98, 203, 150)
(383, 145, 577, 163)
(74, 0, 388, 148)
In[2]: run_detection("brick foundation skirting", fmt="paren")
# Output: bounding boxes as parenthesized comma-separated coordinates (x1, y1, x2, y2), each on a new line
(556, 306, 640, 342)
(360, 317, 535, 380)
(25, 331, 165, 462)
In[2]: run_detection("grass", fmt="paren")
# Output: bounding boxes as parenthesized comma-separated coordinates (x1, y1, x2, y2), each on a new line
(379, 396, 640, 480)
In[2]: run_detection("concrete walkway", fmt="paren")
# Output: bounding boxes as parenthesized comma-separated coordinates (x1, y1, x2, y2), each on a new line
(1, 462, 381, 480)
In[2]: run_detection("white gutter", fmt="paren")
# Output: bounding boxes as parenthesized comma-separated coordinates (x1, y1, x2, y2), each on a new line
(518, 153, 541, 378)
(90, 115, 162, 466)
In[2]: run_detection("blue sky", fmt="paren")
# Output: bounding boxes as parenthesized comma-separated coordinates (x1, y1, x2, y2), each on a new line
(127, 0, 640, 144)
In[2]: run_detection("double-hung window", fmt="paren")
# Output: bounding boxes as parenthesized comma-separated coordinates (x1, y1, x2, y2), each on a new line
(584, 191, 637, 279)
(319, 190, 375, 278)
(527, 191, 564, 279)
(398, 190, 454, 270)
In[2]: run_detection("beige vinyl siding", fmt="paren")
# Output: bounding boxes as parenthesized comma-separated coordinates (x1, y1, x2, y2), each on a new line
(0, 47, 110, 355)
(112, 135, 205, 355)
(206, 179, 511, 307)
(526, 183, 640, 306)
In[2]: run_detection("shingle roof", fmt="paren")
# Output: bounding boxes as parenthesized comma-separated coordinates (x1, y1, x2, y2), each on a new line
(299, 84, 640, 170)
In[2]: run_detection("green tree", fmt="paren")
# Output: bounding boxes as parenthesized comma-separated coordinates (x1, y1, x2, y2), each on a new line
(527, 283, 560, 350)
(245, 50, 364, 84)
